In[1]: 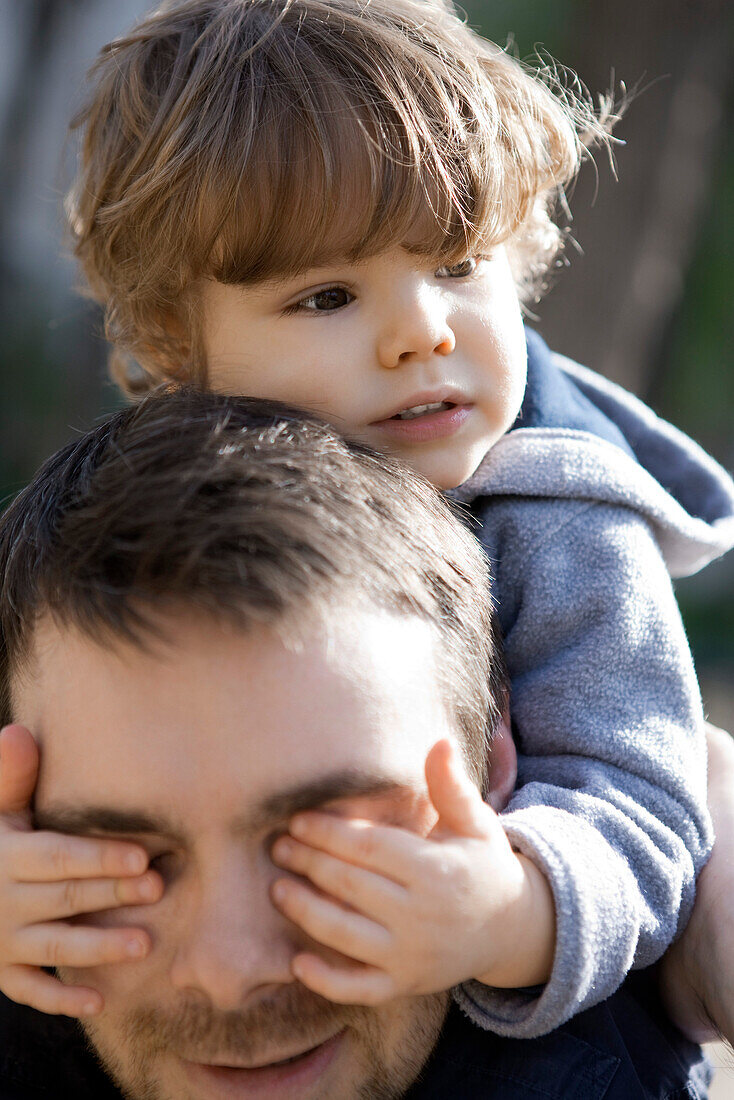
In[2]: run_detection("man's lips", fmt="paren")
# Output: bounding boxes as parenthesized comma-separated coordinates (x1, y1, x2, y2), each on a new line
(180, 1029, 345, 1098)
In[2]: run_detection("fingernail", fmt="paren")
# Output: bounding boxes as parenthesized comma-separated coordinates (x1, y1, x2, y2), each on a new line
(81, 1001, 100, 1016)
(137, 875, 158, 901)
(126, 937, 147, 958)
(273, 838, 292, 860)
(125, 851, 146, 874)
(290, 816, 307, 837)
(272, 881, 288, 903)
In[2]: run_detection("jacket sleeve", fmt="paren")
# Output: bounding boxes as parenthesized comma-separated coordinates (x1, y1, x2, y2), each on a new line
(452, 496, 712, 1039)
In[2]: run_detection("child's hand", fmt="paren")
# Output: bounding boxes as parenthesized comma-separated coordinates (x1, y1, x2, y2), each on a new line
(0, 724, 163, 1018)
(270, 738, 555, 1005)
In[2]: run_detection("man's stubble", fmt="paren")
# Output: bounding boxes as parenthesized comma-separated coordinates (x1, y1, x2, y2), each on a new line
(80, 983, 449, 1100)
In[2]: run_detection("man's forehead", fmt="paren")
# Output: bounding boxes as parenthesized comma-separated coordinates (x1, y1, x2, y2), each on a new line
(22, 606, 450, 837)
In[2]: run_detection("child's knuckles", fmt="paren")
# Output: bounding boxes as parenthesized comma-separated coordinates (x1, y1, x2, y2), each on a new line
(47, 838, 77, 879)
(425, 849, 458, 884)
(328, 861, 360, 896)
(351, 828, 379, 864)
(43, 934, 68, 970)
(59, 878, 87, 916)
(453, 855, 479, 897)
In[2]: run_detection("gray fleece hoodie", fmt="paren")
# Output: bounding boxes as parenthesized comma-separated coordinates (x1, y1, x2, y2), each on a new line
(449, 331, 734, 1039)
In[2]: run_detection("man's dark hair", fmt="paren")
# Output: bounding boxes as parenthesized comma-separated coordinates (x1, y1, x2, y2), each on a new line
(0, 390, 506, 782)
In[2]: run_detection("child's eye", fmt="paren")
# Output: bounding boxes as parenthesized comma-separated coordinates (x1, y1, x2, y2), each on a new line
(434, 258, 478, 279)
(288, 287, 354, 313)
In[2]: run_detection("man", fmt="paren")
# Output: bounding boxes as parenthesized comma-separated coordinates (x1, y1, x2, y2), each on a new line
(0, 391, 709, 1098)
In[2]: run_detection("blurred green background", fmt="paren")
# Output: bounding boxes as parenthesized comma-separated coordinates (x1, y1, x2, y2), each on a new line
(0, 0, 732, 725)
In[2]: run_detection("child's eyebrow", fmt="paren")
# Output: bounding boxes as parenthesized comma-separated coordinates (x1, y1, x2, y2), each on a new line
(33, 770, 417, 842)
(239, 256, 372, 290)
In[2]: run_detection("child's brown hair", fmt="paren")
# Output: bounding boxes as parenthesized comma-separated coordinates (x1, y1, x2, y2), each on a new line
(67, 0, 615, 395)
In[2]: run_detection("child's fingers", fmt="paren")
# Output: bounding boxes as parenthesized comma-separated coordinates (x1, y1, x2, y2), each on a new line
(0, 725, 39, 819)
(271, 878, 390, 965)
(291, 952, 395, 1006)
(1, 964, 104, 1018)
(5, 830, 148, 882)
(271, 836, 405, 918)
(14, 922, 151, 969)
(288, 813, 425, 884)
(425, 739, 491, 838)
(15, 871, 162, 922)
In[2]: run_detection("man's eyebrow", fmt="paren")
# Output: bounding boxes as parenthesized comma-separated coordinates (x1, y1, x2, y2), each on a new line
(33, 772, 415, 842)
(247, 771, 414, 832)
(33, 805, 185, 843)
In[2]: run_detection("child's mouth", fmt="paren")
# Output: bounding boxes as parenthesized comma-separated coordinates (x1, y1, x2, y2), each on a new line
(391, 400, 455, 420)
(372, 401, 473, 443)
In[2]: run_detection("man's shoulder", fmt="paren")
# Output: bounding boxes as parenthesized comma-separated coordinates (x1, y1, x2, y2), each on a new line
(0, 995, 121, 1098)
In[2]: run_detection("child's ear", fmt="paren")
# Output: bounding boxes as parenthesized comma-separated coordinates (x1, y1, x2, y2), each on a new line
(485, 706, 517, 811)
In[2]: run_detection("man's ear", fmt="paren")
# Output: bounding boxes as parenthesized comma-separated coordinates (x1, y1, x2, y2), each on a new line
(485, 706, 517, 812)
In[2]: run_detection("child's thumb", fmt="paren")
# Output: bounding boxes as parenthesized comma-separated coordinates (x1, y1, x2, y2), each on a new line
(425, 739, 489, 838)
(0, 725, 40, 818)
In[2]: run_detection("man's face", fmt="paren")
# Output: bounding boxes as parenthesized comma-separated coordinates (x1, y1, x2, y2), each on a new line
(17, 607, 458, 1100)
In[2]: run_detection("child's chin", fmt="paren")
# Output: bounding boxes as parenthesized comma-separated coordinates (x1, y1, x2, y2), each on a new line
(415, 452, 487, 491)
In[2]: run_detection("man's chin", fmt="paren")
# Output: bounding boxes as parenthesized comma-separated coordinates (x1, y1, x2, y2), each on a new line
(81, 992, 448, 1100)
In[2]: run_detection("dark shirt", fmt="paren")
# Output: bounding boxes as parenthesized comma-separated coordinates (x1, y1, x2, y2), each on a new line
(407, 972, 710, 1099)
(0, 971, 710, 1098)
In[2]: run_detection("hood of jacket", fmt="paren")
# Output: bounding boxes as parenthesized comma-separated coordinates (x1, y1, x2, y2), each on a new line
(450, 329, 734, 578)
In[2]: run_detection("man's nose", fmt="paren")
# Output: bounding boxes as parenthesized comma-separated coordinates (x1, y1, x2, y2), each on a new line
(168, 862, 294, 1012)
(376, 285, 456, 370)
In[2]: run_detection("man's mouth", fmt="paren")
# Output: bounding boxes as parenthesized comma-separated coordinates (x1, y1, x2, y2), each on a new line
(205, 1036, 332, 1069)
(180, 1029, 345, 1097)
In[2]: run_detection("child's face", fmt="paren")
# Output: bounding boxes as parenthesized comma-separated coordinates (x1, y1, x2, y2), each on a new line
(201, 246, 527, 488)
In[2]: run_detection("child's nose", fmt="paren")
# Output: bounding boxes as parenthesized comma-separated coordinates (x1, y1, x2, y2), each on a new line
(376, 296, 456, 369)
